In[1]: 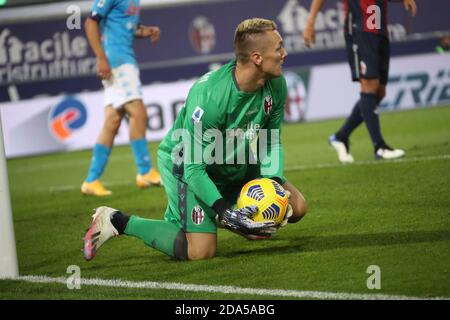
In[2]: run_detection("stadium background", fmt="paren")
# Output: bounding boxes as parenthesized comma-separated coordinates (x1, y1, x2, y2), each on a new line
(1, 0, 449, 157)
(0, 0, 449, 302)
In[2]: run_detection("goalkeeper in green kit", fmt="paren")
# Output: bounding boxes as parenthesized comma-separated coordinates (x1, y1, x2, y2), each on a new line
(83, 18, 308, 261)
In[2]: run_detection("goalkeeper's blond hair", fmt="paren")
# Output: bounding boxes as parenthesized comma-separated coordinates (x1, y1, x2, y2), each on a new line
(234, 18, 278, 63)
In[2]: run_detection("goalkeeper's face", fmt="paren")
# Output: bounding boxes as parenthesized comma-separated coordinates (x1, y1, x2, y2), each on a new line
(258, 30, 288, 78)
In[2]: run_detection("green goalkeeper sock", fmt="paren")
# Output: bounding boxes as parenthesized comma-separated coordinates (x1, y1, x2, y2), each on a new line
(124, 216, 188, 260)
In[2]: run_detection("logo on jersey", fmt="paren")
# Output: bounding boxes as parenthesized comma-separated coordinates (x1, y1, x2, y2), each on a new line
(49, 97, 87, 142)
(264, 96, 273, 115)
(246, 107, 259, 117)
(191, 206, 205, 225)
(191, 106, 204, 123)
(189, 16, 216, 54)
(126, 0, 139, 16)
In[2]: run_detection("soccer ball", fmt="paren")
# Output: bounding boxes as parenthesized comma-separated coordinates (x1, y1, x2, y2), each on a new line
(236, 178, 289, 225)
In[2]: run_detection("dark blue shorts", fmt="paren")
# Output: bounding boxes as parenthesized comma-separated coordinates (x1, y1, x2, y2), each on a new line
(345, 31, 390, 85)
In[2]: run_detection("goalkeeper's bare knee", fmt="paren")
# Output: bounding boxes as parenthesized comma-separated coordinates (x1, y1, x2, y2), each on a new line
(283, 181, 308, 223)
(290, 195, 308, 222)
(186, 233, 217, 260)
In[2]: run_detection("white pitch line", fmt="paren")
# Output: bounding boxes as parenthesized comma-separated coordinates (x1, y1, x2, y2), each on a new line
(5, 275, 448, 300)
(284, 154, 450, 172)
(37, 154, 450, 193)
(16, 153, 450, 176)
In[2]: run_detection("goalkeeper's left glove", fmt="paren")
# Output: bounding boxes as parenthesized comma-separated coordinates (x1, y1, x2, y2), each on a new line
(213, 198, 277, 238)
(238, 188, 293, 239)
(231, 201, 292, 240)
(241, 188, 294, 238)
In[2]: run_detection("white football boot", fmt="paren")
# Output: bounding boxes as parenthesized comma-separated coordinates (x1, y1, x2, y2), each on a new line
(328, 135, 354, 163)
(375, 147, 405, 160)
(83, 206, 119, 261)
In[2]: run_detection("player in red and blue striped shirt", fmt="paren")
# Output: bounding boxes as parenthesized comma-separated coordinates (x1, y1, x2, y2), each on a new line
(304, 0, 417, 162)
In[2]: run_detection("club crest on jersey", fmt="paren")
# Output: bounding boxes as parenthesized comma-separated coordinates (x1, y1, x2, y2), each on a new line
(191, 106, 204, 123)
(264, 96, 273, 115)
(191, 206, 205, 225)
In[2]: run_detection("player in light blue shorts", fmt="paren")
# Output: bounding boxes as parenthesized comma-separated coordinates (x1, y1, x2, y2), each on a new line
(81, 0, 163, 196)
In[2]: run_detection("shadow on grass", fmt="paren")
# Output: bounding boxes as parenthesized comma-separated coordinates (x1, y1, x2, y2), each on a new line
(222, 229, 450, 257)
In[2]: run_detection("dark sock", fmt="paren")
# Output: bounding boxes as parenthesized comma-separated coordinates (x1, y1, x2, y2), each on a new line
(335, 100, 364, 144)
(110, 211, 130, 235)
(358, 92, 386, 150)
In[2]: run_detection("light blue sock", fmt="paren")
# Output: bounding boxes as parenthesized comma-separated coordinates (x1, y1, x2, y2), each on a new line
(131, 138, 152, 175)
(85, 144, 111, 182)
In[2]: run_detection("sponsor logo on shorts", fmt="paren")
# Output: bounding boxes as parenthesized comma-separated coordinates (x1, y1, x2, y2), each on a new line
(191, 206, 205, 225)
(360, 61, 368, 75)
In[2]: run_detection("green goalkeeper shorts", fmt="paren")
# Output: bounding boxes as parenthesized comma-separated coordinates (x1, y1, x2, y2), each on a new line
(158, 155, 218, 234)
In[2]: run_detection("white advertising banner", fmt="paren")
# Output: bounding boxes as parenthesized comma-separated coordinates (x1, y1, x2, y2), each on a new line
(1, 52, 449, 158)
(0, 79, 195, 158)
(299, 52, 450, 121)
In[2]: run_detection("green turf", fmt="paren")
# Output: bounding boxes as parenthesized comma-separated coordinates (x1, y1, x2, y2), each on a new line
(1, 105, 449, 299)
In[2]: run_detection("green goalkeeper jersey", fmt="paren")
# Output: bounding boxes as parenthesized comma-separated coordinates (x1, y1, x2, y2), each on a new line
(158, 59, 287, 208)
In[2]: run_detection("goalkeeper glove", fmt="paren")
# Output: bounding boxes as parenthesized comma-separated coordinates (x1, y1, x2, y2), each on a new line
(215, 204, 277, 237)
(278, 189, 293, 229)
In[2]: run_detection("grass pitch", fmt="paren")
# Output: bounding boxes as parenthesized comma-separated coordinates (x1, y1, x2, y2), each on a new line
(1, 105, 449, 300)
